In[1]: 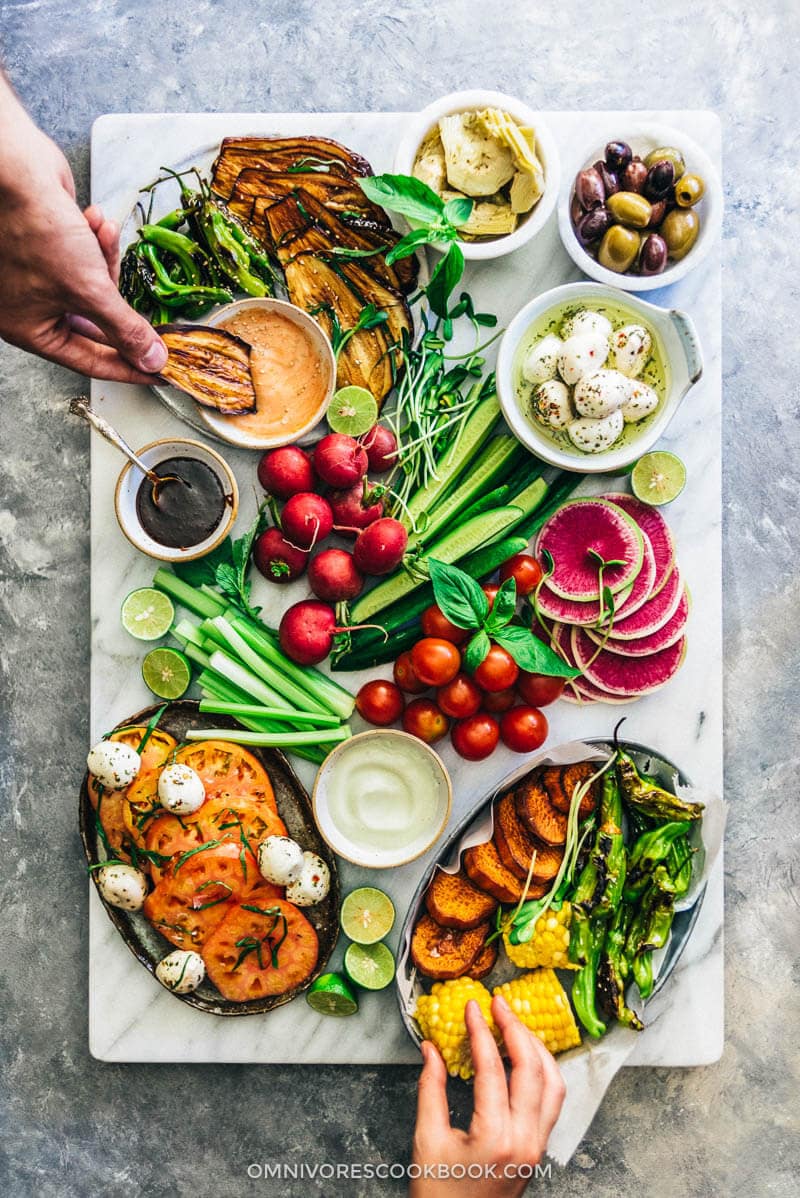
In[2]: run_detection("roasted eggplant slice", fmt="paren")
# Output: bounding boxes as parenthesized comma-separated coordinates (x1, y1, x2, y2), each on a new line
(211, 135, 373, 199)
(230, 170, 388, 229)
(156, 324, 256, 414)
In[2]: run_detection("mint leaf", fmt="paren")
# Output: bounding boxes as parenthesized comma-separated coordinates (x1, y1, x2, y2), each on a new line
(493, 625, 581, 677)
(463, 629, 491, 673)
(428, 558, 487, 629)
(358, 174, 445, 224)
(485, 577, 517, 634)
(173, 537, 233, 586)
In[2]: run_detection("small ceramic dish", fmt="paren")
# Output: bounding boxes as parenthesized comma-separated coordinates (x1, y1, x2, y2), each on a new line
(496, 281, 703, 473)
(393, 89, 560, 262)
(114, 437, 238, 562)
(557, 122, 722, 291)
(312, 730, 452, 869)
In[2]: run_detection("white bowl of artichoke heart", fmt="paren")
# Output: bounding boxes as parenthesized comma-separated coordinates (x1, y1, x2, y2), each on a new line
(394, 89, 560, 261)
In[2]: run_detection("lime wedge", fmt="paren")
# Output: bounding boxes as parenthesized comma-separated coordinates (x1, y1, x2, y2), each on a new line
(340, 887, 396, 945)
(306, 972, 359, 1016)
(142, 647, 191, 699)
(344, 942, 395, 991)
(631, 451, 687, 506)
(121, 588, 175, 641)
(328, 386, 378, 436)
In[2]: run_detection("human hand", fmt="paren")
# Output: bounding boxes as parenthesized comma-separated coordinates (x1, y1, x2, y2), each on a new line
(0, 80, 167, 381)
(410, 996, 565, 1198)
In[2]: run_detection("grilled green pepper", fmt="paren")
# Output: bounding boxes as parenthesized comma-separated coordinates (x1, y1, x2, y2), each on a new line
(624, 822, 689, 900)
(571, 918, 609, 1038)
(617, 749, 704, 822)
(597, 902, 643, 1029)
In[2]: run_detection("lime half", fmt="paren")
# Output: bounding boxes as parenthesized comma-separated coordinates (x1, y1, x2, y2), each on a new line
(306, 972, 359, 1016)
(340, 887, 396, 945)
(631, 451, 687, 506)
(142, 647, 191, 699)
(328, 386, 378, 436)
(344, 942, 395, 991)
(121, 588, 174, 641)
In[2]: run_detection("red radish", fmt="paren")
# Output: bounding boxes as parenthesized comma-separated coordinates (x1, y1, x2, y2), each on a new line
(280, 492, 333, 549)
(257, 446, 315, 498)
(314, 433, 368, 488)
(353, 517, 408, 576)
(253, 528, 308, 584)
(329, 481, 385, 536)
(278, 600, 377, 665)
(362, 424, 398, 473)
(308, 548, 364, 602)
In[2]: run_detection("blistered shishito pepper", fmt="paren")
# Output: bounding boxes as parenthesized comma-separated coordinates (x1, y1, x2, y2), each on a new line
(624, 822, 688, 900)
(138, 224, 205, 286)
(192, 195, 270, 297)
(617, 749, 704, 823)
(571, 919, 608, 1038)
(597, 902, 643, 1029)
(572, 770, 626, 918)
(632, 951, 654, 999)
(138, 243, 233, 309)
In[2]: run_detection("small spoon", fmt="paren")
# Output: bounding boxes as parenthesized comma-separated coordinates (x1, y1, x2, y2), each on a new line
(69, 395, 183, 506)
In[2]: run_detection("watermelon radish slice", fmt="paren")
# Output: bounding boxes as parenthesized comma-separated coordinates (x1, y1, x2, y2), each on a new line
(607, 564, 683, 641)
(572, 626, 687, 696)
(587, 586, 690, 657)
(535, 499, 644, 602)
(611, 531, 656, 620)
(600, 493, 675, 597)
(552, 622, 640, 704)
(535, 577, 635, 627)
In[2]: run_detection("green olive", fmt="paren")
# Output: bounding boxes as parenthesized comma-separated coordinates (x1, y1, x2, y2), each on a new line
(607, 191, 653, 228)
(598, 225, 641, 273)
(674, 172, 705, 207)
(661, 208, 700, 260)
(644, 146, 686, 179)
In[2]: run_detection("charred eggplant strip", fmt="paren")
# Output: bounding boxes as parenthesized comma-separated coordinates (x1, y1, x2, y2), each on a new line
(211, 135, 374, 199)
(156, 324, 256, 414)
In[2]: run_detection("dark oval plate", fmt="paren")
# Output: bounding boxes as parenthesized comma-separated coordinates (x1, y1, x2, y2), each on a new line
(396, 738, 706, 1049)
(80, 700, 339, 1016)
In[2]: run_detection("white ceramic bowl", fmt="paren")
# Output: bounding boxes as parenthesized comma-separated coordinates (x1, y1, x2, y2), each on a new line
(196, 297, 336, 450)
(496, 281, 703, 474)
(393, 89, 560, 262)
(312, 730, 452, 869)
(558, 122, 722, 291)
(114, 437, 239, 562)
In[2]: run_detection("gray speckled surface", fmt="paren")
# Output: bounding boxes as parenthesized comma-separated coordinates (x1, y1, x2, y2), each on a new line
(0, 2, 798, 1195)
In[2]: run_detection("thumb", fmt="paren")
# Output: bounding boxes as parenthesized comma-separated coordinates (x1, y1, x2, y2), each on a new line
(80, 283, 168, 374)
(415, 1041, 452, 1138)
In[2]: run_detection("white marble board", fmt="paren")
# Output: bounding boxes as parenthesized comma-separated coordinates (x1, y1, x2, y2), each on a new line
(89, 111, 722, 1064)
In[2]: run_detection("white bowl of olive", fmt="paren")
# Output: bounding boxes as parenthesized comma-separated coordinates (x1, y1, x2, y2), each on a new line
(557, 123, 722, 291)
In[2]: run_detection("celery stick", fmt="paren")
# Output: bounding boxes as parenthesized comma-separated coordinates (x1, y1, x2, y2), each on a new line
(198, 700, 341, 727)
(211, 617, 330, 716)
(153, 569, 226, 619)
(197, 677, 325, 763)
(183, 642, 211, 671)
(171, 619, 205, 650)
(208, 649, 295, 712)
(185, 726, 351, 748)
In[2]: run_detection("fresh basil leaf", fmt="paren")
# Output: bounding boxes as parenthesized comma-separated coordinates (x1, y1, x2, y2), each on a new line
(463, 629, 491, 673)
(426, 243, 465, 319)
(358, 174, 444, 224)
(428, 558, 487, 629)
(173, 537, 233, 585)
(485, 576, 517, 634)
(493, 625, 581, 677)
(443, 196, 474, 227)
(384, 227, 434, 265)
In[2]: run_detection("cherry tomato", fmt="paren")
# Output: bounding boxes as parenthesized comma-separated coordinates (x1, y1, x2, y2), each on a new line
(481, 686, 517, 713)
(482, 583, 500, 610)
(402, 698, 449, 744)
(393, 650, 427, 694)
(356, 679, 405, 726)
(436, 672, 482, 719)
(451, 713, 500, 761)
(472, 643, 519, 693)
(499, 706, 549, 753)
(411, 638, 461, 687)
(420, 604, 469, 645)
(516, 671, 566, 707)
(499, 553, 544, 597)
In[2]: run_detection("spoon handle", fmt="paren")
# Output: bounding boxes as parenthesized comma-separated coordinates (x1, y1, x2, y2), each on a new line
(69, 395, 156, 478)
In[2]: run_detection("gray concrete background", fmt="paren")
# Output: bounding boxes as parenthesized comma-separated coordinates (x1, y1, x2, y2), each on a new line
(0, 2, 798, 1195)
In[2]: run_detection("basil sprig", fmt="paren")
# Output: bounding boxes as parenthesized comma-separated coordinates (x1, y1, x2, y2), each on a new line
(428, 558, 580, 678)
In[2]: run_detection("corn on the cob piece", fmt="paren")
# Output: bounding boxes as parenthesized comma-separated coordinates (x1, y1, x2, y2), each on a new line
(503, 903, 576, 970)
(415, 977, 496, 1079)
(493, 969, 581, 1055)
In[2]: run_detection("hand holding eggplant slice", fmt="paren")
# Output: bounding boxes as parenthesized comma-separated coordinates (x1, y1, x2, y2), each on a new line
(156, 324, 256, 414)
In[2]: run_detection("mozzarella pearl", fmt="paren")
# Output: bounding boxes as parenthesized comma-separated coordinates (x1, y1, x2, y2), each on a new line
(285, 852, 331, 907)
(557, 334, 609, 386)
(560, 308, 613, 342)
(612, 324, 652, 377)
(157, 764, 206, 814)
(567, 410, 624, 454)
(87, 740, 141, 791)
(155, 949, 206, 994)
(522, 333, 562, 384)
(96, 863, 148, 911)
(531, 379, 572, 429)
(573, 369, 630, 419)
(621, 380, 659, 423)
(257, 836, 304, 886)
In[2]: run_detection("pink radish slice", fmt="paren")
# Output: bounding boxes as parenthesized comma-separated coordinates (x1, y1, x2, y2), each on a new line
(536, 578, 634, 627)
(600, 493, 675, 596)
(611, 531, 656, 619)
(535, 499, 644, 601)
(551, 622, 638, 704)
(572, 627, 687, 696)
(607, 564, 683, 641)
(587, 586, 690, 656)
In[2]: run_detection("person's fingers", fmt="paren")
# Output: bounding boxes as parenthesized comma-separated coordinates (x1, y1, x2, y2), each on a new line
(77, 282, 167, 373)
(527, 1034, 566, 1139)
(68, 315, 110, 344)
(492, 995, 545, 1119)
(84, 204, 104, 233)
(415, 1042, 452, 1140)
(34, 327, 156, 383)
(97, 218, 121, 283)
(466, 999, 509, 1136)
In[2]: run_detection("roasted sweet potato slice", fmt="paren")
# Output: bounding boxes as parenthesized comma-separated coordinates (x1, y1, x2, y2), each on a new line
(425, 868, 497, 930)
(493, 793, 564, 883)
(463, 841, 548, 905)
(543, 763, 600, 818)
(410, 915, 489, 980)
(466, 941, 499, 981)
(515, 774, 569, 847)
(156, 324, 256, 414)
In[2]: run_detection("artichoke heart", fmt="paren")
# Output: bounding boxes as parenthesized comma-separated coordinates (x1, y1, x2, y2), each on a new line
(413, 130, 448, 193)
(438, 112, 515, 197)
(442, 191, 517, 239)
(478, 109, 545, 213)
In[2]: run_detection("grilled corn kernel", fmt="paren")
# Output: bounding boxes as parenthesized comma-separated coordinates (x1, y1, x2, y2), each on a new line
(503, 903, 576, 970)
(493, 970, 581, 1055)
(415, 977, 495, 1079)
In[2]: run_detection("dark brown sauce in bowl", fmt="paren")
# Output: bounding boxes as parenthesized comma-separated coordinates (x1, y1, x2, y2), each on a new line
(135, 456, 227, 549)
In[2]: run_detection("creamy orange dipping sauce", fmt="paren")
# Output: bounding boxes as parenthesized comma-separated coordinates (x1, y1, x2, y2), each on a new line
(219, 307, 330, 438)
